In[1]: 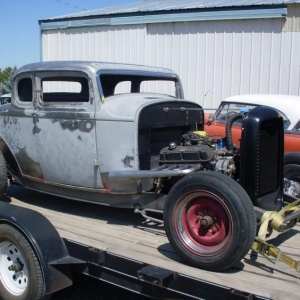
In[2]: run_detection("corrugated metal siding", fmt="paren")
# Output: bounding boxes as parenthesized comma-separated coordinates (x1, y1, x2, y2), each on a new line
(42, 18, 300, 108)
(42, 24, 147, 64)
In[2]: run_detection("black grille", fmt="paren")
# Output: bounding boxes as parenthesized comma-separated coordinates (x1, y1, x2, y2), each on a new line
(256, 120, 279, 196)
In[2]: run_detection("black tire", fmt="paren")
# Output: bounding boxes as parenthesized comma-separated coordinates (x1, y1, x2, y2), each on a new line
(0, 224, 51, 300)
(284, 152, 300, 183)
(164, 171, 256, 271)
(0, 151, 8, 198)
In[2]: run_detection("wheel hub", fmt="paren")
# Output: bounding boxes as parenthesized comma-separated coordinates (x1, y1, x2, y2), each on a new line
(8, 258, 24, 272)
(185, 200, 228, 247)
(200, 215, 213, 228)
(0, 241, 28, 296)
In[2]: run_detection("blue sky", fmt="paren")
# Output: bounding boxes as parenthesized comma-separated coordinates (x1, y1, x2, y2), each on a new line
(0, 0, 139, 70)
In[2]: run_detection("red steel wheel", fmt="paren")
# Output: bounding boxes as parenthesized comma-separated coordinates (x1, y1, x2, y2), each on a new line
(176, 191, 232, 256)
(164, 171, 256, 271)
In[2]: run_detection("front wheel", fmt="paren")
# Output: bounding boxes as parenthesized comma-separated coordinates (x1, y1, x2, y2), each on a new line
(0, 224, 50, 300)
(164, 171, 256, 271)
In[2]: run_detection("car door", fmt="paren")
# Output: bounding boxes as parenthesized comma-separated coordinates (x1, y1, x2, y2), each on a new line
(34, 71, 102, 188)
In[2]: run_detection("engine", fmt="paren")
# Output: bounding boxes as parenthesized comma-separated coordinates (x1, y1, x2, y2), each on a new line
(159, 132, 237, 178)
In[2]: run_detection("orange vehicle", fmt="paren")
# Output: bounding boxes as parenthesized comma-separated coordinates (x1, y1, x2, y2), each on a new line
(204, 94, 300, 153)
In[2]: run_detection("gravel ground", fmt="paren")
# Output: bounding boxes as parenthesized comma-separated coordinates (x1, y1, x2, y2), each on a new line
(51, 273, 150, 300)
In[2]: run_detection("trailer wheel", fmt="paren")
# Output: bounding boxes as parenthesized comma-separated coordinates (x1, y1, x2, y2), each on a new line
(0, 224, 50, 300)
(164, 171, 256, 271)
(0, 151, 8, 198)
(284, 152, 300, 183)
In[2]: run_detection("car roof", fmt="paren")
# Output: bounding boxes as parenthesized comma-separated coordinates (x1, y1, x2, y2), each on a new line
(16, 61, 177, 77)
(223, 94, 300, 129)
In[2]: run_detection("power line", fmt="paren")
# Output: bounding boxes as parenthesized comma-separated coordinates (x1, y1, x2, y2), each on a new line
(54, 0, 87, 11)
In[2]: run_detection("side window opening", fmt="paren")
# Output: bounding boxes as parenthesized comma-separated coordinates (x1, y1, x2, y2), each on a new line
(18, 78, 33, 102)
(41, 77, 89, 103)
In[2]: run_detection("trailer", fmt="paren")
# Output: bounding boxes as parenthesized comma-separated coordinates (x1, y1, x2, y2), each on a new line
(0, 183, 298, 300)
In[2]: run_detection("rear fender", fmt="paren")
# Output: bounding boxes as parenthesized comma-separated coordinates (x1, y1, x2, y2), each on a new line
(0, 138, 22, 178)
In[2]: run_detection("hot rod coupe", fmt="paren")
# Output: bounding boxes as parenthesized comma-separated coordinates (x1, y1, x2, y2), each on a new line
(0, 61, 299, 299)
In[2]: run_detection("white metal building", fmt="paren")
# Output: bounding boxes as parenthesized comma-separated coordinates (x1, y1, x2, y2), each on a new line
(39, 0, 300, 108)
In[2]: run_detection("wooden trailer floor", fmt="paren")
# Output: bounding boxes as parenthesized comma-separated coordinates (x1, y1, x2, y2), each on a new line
(6, 184, 300, 300)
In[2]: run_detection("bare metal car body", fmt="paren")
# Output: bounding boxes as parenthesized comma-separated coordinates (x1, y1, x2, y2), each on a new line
(0, 61, 197, 210)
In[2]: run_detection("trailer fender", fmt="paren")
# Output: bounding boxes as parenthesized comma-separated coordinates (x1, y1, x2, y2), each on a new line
(0, 202, 84, 295)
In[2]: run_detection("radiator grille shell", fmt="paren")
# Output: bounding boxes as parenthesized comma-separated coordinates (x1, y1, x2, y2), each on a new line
(240, 106, 284, 211)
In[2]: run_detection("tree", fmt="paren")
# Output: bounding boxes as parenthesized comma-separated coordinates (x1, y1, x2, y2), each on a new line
(0, 67, 12, 84)
(0, 66, 17, 96)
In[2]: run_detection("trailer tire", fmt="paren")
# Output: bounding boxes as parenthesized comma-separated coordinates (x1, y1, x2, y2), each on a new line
(284, 152, 300, 183)
(164, 171, 256, 271)
(0, 224, 51, 300)
(0, 151, 8, 199)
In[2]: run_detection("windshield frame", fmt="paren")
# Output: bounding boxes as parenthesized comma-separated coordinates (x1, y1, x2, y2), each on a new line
(96, 70, 184, 101)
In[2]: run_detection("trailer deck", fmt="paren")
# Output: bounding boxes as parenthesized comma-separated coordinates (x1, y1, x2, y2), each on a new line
(6, 184, 300, 300)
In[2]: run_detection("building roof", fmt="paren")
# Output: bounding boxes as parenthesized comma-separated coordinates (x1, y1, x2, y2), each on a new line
(41, 0, 300, 22)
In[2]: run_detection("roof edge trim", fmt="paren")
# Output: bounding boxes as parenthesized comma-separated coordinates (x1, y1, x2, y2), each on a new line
(40, 7, 287, 30)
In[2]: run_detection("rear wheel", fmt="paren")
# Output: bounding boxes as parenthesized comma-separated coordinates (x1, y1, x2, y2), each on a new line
(0, 224, 50, 300)
(164, 171, 256, 271)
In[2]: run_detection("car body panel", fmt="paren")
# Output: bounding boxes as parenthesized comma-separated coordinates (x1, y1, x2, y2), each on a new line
(0, 61, 193, 208)
(0, 94, 42, 179)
